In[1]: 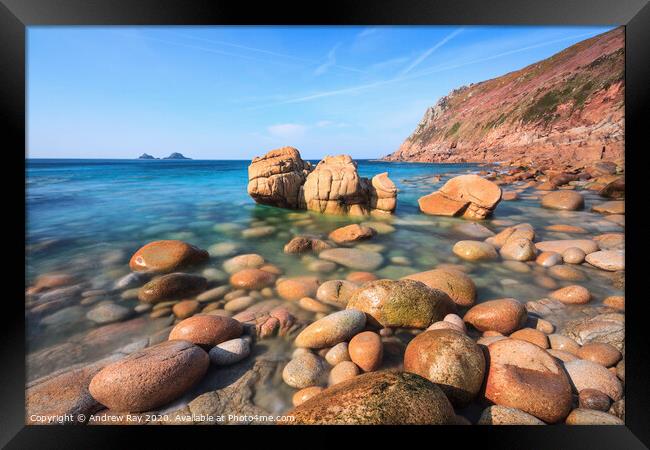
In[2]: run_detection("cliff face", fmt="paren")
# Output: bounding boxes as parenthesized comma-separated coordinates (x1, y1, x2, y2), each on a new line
(383, 27, 624, 166)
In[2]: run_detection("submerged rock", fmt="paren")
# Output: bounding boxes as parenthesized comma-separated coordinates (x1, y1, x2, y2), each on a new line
(129, 240, 208, 273)
(452, 240, 498, 261)
(318, 248, 384, 271)
(138, 273, 207, 304)
(328, 224, 376, 244)
(585, 250, 624, 271)
(541, 191, 584, 210)
(86, 303, 131, 324)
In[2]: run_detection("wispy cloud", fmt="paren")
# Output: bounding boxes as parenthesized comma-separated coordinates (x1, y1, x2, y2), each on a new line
(399, 28, 464, 76)
(250, 30, 599, 109)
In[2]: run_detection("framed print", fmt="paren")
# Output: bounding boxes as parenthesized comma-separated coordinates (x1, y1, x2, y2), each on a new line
(2, 0, 648, 447)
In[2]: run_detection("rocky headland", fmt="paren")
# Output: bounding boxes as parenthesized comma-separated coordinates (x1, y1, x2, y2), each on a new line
(383, 27, 624, 169)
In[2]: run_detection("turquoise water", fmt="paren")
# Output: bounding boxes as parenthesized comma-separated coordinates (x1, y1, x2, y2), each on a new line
(26, 158, 476, 277)
(26, 158, 623, 394)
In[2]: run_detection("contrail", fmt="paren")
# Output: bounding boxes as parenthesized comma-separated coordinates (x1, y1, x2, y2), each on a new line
(250, 30, 602, 109)
(171, 31, 367, 74)
(399, 27, 464, 76)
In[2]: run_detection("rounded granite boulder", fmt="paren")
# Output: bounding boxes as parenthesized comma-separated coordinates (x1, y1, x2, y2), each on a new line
(168, 315, 243, 348)
(89, 340, 209, 412)
(484, 338, 573, 423)
(281, 371, 455, 425)
(541, 191, 584, 211)
(294, 309, 366, 349)
(129, 240, 209, 273)
(346, 279, 456, 329)
(463, 298, 527, 334)
(402, 268, 476, 307)
(404, 329, 485, 406)
(138, 273, 207, 304)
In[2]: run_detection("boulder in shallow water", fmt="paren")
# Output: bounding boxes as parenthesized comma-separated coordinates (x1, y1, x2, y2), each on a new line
(318, 248, 384, 271)
(281, 371, 455, 424)
(484, 338, 573, 423)
(138, 273, 207, 304)
(328, 224, 376, 244)
(418, 174, 502, 220)
(129, 240, 208, 273)
(247, 146, 311, 209)
(89, 340, 209, 412)
(463, 298, 527, 334)
(402, 268, 476, 307)
(404, 329, 485, 406)
(540, 190, 584, 211)
(247, 148, 397, 216)
(168, 314, 243, 347)
(585, 250, 624, 271)
(346, 279, 456, 329)
(295, 309, 366, 348)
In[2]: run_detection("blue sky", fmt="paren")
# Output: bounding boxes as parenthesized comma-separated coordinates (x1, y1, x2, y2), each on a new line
(27, 25, 614, 159)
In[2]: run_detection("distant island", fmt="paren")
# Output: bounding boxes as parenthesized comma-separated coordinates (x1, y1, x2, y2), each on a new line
(163, 152, 191, 160)
(137, 152, 191, 160)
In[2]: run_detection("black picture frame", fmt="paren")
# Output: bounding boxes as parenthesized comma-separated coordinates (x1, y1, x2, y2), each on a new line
(2, 0, 648, 448)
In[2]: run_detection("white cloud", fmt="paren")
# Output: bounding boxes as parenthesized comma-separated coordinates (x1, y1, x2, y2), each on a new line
(267, 123, 307, 139)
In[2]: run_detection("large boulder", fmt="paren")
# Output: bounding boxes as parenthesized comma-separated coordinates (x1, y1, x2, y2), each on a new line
(247, 146, 311, 209)
(404, 329, 485, 406)
(484, 339, 573, 423)
(247, 149, 397, 216)
(281, 371, 455, 424)
(402, 268, 476, 307)
(418, 174, 502, 220)
(346, 279, 456, 329)
(129, 240, 209, 273)
(88, 340, 209, 413)
(541, 191, 584, 211)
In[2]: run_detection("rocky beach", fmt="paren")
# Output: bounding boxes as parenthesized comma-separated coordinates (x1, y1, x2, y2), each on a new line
(25, 147, 625, 426)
